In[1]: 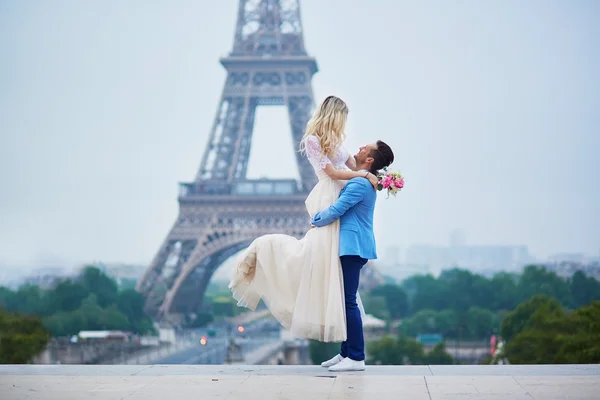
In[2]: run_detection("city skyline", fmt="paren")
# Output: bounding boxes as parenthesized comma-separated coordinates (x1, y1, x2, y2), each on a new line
(4, 234, 597, 285)
(1, 0, 599, 271)
(2, 226, 596, 274)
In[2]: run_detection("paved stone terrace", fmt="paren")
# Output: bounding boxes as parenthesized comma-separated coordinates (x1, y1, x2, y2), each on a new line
(1, 364, 599, 399)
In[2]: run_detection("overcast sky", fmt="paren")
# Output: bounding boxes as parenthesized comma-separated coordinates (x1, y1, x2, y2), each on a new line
(1, 0, 599, 276)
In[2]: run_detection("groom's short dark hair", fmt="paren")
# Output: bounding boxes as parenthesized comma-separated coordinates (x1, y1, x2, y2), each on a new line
(369, 140, 394, 174)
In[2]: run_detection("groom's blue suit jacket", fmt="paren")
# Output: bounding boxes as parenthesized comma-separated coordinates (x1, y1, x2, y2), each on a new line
(311, 176, 377, 260)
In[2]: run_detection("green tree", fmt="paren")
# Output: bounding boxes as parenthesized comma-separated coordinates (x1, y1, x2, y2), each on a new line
(41, 314, 65, 337)
(504, 305, 567, 364)
(98, 305, 130, 330)
(0, 309, 50, 363)
(367, 335, 426, 365)
(367, 336, 403, 364)
(570, 271, 600, 308)
(466, 307, 498, 339)
(395, 335, 426, 364)
(424, 343, 454, 365)
(434, 309, 460, 338)
(116, 289, 146, 321)
(46, 280, 88, 315)
(554, 301, 600, 363)
(500, 294, 562, 341)
(43, 311, 78, 337)
(0, 287, 16, 310)
(402, 274, 448, 313)
(308, 340, 339, 365)
(490, 272, 520, 311)
(518, 266, 572, 307)
(400, 309, 465, 339)
(370, 284, 409, 319)
(78, 293, 104, 330)
(80, 266, 118, 308)
(0, 266, 156, 337)
(362, 294, 389, 321)
(400, 309, 438, 337)
(12, 285, 46, 315)
(502, 298, 600, 364)
(116, 289, 154, 333)
(438, 269, 493, 311)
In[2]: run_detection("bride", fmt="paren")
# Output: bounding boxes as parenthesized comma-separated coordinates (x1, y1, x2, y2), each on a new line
(228, 95, 378, 342)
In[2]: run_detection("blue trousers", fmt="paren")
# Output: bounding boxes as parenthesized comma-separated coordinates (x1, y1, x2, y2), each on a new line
(340, 255, 368, 361)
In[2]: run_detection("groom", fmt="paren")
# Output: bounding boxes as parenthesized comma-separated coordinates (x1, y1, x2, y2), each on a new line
(311, 140, 394, 372)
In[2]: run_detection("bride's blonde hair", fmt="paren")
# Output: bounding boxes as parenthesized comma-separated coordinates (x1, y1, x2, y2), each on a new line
(300, 95, 348, 158)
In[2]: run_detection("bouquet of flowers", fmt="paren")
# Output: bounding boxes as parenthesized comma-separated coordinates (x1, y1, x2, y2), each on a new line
(377, 168, 405, 198)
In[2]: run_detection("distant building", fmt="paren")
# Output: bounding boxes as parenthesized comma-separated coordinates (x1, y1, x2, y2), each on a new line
(405, 243, 534, 276)
(95, 262, 147, 286)
(0, 266, 26, 289)
(22, 267, 73, 289)
(383, 246, 402, 265)
(543, 260, 600, 280)
(549, 253, 585, 264)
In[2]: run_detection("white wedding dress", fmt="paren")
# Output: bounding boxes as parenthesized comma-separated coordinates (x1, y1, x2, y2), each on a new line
(229, 135, 365, 342)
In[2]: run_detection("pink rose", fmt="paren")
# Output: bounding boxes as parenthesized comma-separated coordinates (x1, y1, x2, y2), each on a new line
(394, 177, 404, 189)
(382, 175, 392, 189)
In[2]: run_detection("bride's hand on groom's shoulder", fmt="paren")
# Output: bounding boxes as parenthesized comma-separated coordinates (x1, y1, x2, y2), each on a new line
(366, 173, 379, 190)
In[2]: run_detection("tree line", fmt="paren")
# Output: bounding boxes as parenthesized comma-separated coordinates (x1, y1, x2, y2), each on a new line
(2, 263, 599, 365)
(361, 265, 600, 340)
(357, 265, 600, 365)
(500, 295, 600, 364)
(356, 296, 600, 366)
(0, 266, 154, 338)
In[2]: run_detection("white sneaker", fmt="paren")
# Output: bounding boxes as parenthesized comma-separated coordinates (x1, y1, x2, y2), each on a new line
(328, 357, 365, 372)
(321, 354, 344, 368)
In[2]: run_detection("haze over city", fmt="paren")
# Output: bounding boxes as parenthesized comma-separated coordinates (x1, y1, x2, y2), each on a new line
(1, 0, 599, 277)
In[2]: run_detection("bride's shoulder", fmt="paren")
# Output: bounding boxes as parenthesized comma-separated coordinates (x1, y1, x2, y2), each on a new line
(304, 134, 346, 158)
(305, 134, 319, 143)
(303, 134, 322, 150)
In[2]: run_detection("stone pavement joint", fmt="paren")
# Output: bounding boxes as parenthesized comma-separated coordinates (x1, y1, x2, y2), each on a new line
(424, 375, 433, 400)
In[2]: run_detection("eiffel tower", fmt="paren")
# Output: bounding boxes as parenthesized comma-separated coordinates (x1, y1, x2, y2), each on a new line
(136, 0, 319, 321)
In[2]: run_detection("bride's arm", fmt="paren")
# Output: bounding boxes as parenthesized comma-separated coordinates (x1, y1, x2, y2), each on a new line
(323, 164, 378, 189)
(323, 163, 367, 180)
(304, 135, 378, 188)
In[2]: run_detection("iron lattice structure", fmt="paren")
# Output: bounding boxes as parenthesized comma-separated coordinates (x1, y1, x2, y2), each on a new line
(136, 0, 319, 321)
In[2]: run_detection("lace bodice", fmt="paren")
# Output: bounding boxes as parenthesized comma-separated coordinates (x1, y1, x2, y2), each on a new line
(304, 135, 349, 178)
